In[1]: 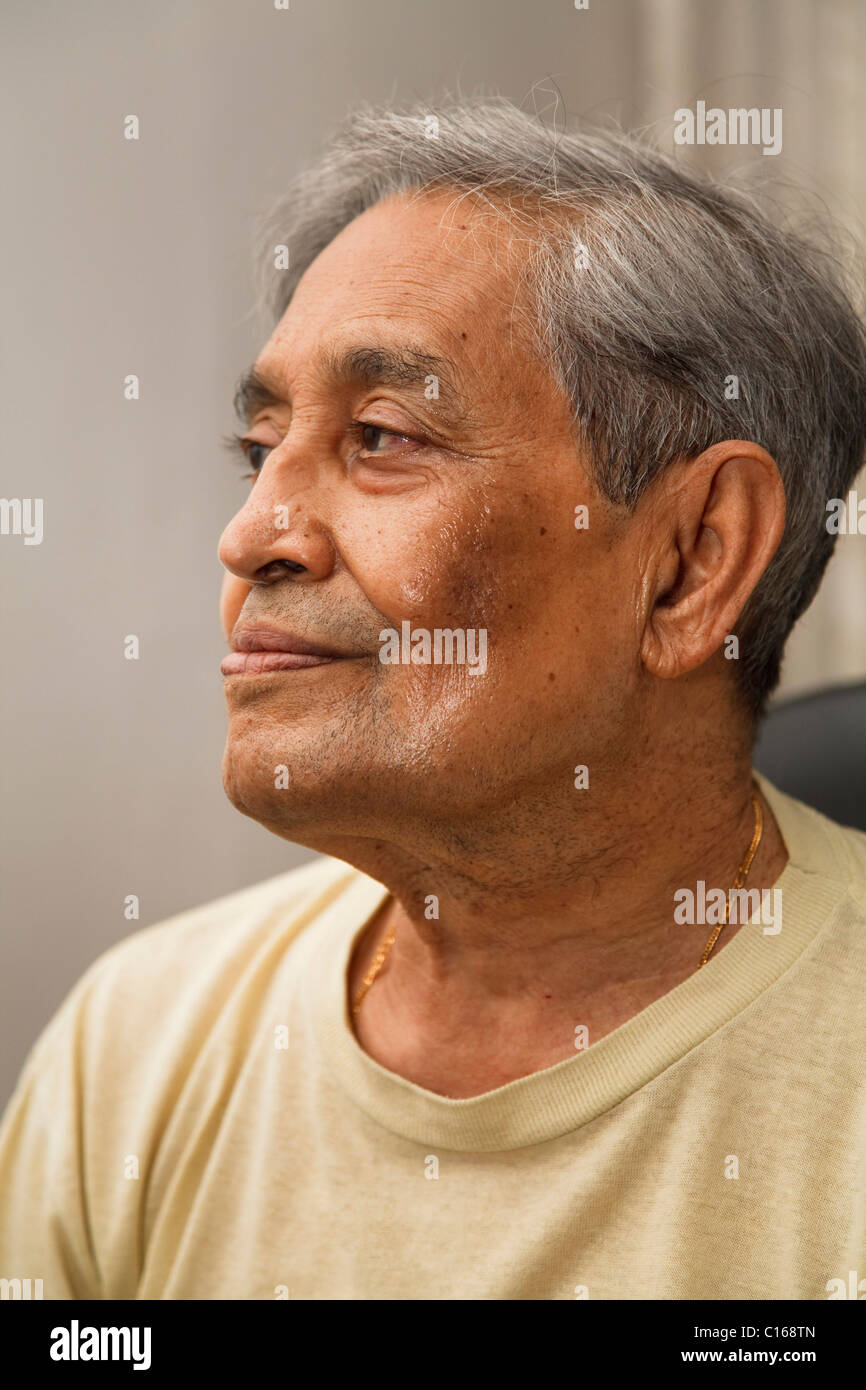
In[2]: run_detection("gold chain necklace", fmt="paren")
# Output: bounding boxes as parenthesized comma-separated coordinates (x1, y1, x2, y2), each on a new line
(697, 784, 763, 967)
(351, 786, 763, 1016)
(352, 921, 397, 1018)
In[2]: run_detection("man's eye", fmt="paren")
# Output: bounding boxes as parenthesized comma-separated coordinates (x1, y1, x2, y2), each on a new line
(222, 432, 273, 480)
(359, 424, 416, 456)
(244, 441, 272, 475)
(223, 423, 423, 483)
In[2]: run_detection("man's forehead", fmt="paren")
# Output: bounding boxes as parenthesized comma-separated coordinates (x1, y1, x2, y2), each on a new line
(288, 190, 527, 333)
(242, 193, 551, 424)
(312, 186, 518, 269)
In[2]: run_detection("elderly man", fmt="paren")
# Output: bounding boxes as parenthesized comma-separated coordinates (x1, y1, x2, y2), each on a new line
(2, 98, 865, 1302)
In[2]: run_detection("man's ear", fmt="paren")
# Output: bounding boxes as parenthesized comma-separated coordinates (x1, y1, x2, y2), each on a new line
(640, 441, 786, 681)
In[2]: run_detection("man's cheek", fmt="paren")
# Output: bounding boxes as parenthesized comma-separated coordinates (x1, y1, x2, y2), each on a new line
(220, 575, 250, 640)
(356, 539, 448, 621)
(387, 515, 508, 623)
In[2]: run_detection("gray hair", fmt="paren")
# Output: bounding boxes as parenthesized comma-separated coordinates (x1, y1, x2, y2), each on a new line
(253, 96, 866, 720)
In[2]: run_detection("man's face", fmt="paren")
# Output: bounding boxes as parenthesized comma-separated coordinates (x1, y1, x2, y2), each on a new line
(219, 190, 642, 851)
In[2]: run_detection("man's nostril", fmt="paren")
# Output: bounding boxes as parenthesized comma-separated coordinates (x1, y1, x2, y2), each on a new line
(254, 558, 307, 582)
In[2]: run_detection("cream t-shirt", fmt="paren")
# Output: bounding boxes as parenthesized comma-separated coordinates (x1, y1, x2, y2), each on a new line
(1, 773, 864, 1300)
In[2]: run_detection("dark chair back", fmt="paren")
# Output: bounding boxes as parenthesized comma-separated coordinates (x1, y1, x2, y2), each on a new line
(753, 681, 866, 832)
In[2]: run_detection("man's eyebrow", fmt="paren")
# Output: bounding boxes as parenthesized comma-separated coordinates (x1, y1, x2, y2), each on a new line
(233, 344, 472, 428)
(233, 366, 285, 426)
(325, 344, 457, 396)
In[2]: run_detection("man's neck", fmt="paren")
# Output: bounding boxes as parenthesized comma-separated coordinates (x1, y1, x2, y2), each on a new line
(346, 771, 789, 1098)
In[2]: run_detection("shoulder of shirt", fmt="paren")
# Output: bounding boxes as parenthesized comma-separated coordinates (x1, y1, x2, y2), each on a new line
(18, 854, 366, 1079)
(755, 771, 866, 911)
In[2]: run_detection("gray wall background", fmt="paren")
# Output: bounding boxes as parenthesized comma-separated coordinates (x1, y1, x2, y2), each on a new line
(2, 0, 865, 1105)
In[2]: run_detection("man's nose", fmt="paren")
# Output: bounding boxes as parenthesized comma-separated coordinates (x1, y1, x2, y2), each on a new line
(218, 470, 336, 586)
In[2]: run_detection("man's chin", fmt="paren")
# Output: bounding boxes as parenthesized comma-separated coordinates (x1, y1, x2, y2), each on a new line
(220, 739, 374, 847)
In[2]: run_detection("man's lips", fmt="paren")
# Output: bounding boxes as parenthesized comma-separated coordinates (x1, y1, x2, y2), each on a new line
(221, 625, 357, 676)
(221, 651, 338, 674)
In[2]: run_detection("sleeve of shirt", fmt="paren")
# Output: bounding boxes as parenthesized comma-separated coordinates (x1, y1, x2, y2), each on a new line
(0, 973, 104, 1300)
(0, 860, 340, 1301)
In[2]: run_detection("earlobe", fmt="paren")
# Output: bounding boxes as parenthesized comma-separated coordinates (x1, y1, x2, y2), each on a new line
(641, 581, 714, 681)
(640, 621, 677, 680)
